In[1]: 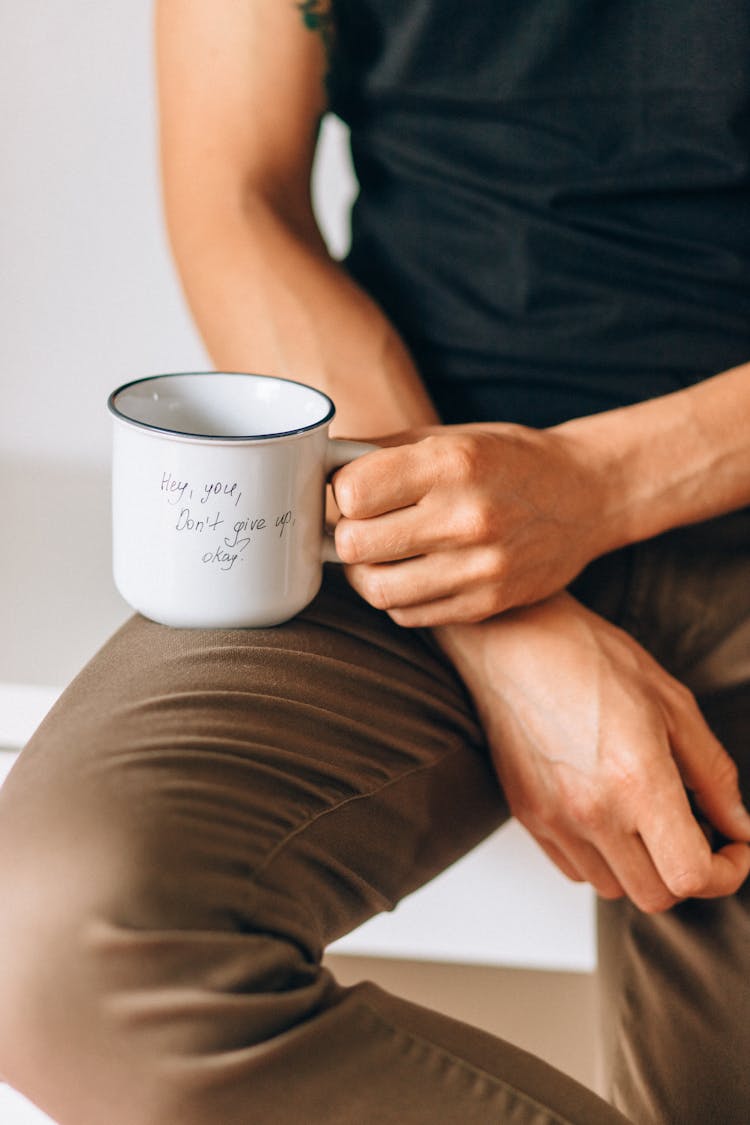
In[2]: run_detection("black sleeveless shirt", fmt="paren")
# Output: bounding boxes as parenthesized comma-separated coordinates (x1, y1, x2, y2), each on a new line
(328, 1, 750, 426)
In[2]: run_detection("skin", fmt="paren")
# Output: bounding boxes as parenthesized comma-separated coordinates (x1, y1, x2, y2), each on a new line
(336, 366, 750, 626)
(155, 0, 750, 913)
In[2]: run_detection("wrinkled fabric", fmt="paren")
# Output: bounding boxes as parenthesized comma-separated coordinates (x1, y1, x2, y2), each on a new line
(0, 510, 748, 1122)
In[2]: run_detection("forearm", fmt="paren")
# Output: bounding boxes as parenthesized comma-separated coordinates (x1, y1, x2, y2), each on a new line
(553, 363, 750, 551)
(156, 0, 437, 440)
(164, 189, 439, 440)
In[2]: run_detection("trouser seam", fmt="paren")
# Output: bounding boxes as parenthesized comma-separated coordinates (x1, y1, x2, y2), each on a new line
(357, 997, 591, 1125)
(245, 741, 490, 892)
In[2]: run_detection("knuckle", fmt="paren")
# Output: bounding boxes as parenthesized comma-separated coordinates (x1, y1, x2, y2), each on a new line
(560, 782, 607, 833)
(334, 523, 360, 564)
(441, 433, 483, 483)
(607, 756, 645, 801)
(574, 799, 607, 833)
(637, 889, 676, 915)
(459, 500, 496, 544)
(668, 676, 700, 716)
(360, 569, 394, 612)
(666, 855, 712, 899)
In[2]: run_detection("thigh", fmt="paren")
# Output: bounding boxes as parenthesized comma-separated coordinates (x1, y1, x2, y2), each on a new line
(2, 572, 636, 1125)
(593, 512, 750, 1125)
(1, 566, 506, 956)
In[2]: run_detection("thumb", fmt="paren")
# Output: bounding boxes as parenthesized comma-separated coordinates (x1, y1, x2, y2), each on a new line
(673, 713, 750, 843)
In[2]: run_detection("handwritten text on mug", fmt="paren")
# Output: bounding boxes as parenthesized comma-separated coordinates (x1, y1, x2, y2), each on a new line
(160, 470, 296, 572)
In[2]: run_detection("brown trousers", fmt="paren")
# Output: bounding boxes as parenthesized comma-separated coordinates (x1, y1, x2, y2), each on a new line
(0, 513, 748, 1124)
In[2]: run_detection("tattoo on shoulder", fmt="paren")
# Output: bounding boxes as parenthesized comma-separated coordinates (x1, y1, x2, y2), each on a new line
(297, 0, 334, 59)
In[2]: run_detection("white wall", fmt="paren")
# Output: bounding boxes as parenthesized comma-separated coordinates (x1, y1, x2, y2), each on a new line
(0, 3, 355, 468)
(1, 4, 200, 466)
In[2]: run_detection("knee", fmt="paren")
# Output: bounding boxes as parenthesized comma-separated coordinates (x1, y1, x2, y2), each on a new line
(0, 772, 329, 1124)
(0, 752, 213, 1055)
(0, 775, 136, 1021)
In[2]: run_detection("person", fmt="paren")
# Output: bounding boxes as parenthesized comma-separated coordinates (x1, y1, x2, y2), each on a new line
(1, 1, 749, 1121)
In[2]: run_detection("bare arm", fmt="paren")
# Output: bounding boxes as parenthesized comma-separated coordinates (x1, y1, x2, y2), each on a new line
(557, 361, 750, 549)
(154, 1, 750, 910)
(157, 0, 750, 590)
(155, 0, 438, 439)
(335, 365, 750, 625)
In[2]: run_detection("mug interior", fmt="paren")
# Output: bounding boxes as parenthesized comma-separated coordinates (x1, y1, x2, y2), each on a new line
(109, 372, 334, 440)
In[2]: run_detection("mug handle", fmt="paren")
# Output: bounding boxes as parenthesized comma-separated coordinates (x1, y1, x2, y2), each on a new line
(322, 439, 379, 563)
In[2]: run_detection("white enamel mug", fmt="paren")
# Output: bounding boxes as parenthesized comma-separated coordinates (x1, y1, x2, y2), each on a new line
(108, 372, 376, 628)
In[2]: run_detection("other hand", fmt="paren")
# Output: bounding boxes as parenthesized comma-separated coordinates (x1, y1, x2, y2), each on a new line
(436, 594, 750, 912)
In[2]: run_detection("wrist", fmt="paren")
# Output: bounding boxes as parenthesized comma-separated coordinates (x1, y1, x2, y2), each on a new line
(433, 592, 570, 677)
(432, 593, 584, 728)
(554, 363, 750, 550)
(554, 397, 704, 554)
(432, 619, 491, 696)
(548, 419, 632, 558)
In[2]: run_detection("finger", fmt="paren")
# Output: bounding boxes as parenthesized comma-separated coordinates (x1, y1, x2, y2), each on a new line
(596, 831, 679, 914)
(332, 444, 434, 519)
(636, 756, 748, 899)
(344, 566, 504, 626)
(532, 837, 586, 884)
(530, 830, 625, 900)
(388, 591, 501, 627)
(692, 842, 750, 899)
(343, 543, 498, 605)
(335, 505, 450, 565)
(636, 756, 714, 894)
(665, 685, 750, 842)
